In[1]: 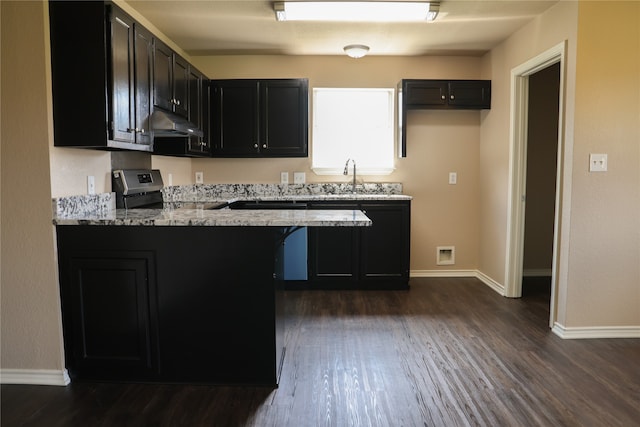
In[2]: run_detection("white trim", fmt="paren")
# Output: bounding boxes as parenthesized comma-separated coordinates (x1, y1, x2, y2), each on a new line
(505, 41, 567, 330)
(552, 323, 640, 339)
(475, 271, 506, 295)
(1, 369, 71, 386)
(523, 269, 552, 277)
(411, 269, 478, 278)
(311, 167, 396, 176)
(410, 269, 505, 295)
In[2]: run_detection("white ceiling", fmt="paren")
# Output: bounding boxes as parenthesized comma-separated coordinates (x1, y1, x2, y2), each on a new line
(125, 0, 559, 57)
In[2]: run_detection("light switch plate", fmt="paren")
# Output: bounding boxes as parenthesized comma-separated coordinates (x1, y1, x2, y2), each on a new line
(280, 172, 289, 184)
(195, 171, 204, 183)
(294, 172, 306, 184)
(589, 154, 607, 172)
(449, 172, 457, 185)
(87, 175, 95, 195)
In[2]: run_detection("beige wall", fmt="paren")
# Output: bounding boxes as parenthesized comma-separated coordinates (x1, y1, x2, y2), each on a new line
(566, 1, 639, 327)
(1, 1, 65, 371)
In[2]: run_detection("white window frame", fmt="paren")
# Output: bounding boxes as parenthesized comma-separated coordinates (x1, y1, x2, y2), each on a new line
(311, 87, 396, 175)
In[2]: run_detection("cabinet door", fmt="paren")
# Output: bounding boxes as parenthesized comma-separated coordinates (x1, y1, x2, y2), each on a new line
(133, 24, 153, 146)
(448, 80, 491, 109)
(359, 202, 410, 284)
(153, 39, 173, 112)
(187, 67, 209, 154)
(260, 79, 308, 157)
(109, 8, 135, 144)
(404, 80, 448, 107)
(308, 203, 359, 284)
(173, 54, 190, 118)
(211, 81, 259, 155)
(61, 253, 159, 380)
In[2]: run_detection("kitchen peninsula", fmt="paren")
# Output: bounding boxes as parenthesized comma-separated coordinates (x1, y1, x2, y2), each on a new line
(52, 186, 386, 386)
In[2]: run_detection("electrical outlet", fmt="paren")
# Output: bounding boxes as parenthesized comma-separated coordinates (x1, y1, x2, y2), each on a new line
(449, 172, 457, 185)
(195, 171, 204, 183)
(167, 173, 173, 186)
(589, 154, 607, 172)
(87, 175, 95, 195)
(280, 172, 289, 184)
(294, 172, 306, 184)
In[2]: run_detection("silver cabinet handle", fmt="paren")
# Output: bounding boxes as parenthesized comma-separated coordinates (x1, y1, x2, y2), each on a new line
(450, 95, 455, 100)
(254, 143, 259, 148)
(441, 95, 446, 100)
(262, 144, 267, 149)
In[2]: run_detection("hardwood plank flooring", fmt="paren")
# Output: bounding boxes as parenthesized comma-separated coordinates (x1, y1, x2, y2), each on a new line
(2, 277, 639, 426)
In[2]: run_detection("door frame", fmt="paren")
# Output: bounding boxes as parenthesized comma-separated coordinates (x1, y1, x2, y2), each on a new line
(504, 42, 567, 328)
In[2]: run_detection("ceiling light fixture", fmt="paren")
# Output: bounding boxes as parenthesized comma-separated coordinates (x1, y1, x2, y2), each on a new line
(344, 44, 370, 58)
(273, 1, 439, 22)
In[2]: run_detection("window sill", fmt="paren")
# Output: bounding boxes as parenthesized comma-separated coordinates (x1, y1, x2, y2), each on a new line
(312, 167, 396, 176)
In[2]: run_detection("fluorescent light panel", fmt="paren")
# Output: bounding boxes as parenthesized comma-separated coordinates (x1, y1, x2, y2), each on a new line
(275, 2, 434, 22)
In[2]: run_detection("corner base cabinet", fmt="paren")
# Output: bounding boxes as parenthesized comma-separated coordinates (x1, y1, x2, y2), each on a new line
(56, 226, 285, 386)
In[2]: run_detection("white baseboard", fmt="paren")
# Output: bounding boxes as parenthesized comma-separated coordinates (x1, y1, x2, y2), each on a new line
(410, 269, 478, 278)
(1, 369, 70, 386)
(552, 323, 640, 339)
(410, 269, 505, 296)
(523, 268, 552, 277)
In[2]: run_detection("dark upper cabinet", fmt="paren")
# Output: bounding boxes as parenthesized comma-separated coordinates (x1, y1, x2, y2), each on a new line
(153, 39, 189, 118)
(153, 66, 211, 157)
(404, 80, 449, 107)
(153, 40, 173, 112)
(49, 1, 153, 151)
(132, 23, 154, 146)
(403, 79, 491, 109)
(211, 79, 309, 157)
(398, 79, 491, 156)
(186, 67, 210, 155)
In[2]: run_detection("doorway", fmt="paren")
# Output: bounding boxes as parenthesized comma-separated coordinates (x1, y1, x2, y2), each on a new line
(504, 42, 566, 328)
(522, 63, 560, 304)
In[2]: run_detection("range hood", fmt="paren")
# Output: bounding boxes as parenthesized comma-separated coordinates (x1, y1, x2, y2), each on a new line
(151, 109, 203, 137)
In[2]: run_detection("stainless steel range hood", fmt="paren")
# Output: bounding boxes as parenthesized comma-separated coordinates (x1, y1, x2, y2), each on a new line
(151, 109, 203, 137)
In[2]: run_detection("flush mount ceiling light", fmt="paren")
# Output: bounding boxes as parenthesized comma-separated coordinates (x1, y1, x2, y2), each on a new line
(344, 44, 370, 58)
(274, 1, 440, 22)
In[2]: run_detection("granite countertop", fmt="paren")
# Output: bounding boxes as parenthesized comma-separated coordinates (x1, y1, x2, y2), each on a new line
(53, 207, 371, 227)
(52, 183, 410, 227)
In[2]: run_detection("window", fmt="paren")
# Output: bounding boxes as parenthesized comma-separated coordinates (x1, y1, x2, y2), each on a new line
(312, 88, 395, 175)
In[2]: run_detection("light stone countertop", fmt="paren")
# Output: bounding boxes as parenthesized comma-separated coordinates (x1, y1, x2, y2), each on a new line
(52, 183, 412, 227)
(53, 207, 372, 227)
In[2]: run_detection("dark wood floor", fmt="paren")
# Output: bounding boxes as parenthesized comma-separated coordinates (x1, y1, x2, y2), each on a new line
(3, 277, 639, 426)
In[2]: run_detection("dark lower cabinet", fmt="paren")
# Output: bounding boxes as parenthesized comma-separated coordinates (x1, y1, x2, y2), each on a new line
(57, 226, 285, 386)
(308, 203, 359, 283)
(360, 202, 411, 283)
(60, 252, 159, 381)
(306, 200, 411, 290)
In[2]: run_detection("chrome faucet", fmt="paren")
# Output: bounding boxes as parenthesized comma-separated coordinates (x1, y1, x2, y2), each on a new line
(343, 158, 357, 194)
